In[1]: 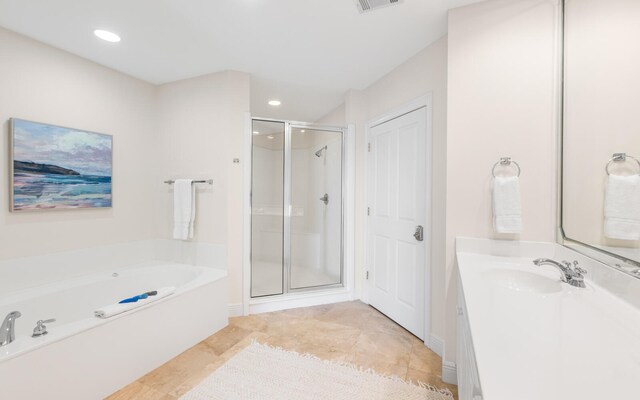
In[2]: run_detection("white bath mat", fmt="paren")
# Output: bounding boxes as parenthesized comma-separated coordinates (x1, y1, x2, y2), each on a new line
(179, 341, 453, 400)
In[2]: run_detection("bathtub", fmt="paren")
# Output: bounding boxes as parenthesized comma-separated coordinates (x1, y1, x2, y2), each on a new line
(0, 261, 228, 399)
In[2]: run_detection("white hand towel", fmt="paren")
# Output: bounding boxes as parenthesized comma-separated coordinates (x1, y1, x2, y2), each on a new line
(492, 176, 523, 233)
(94, 287, 176, 319)
(604, 174, 640, 240)
(173, 179, 196, 240)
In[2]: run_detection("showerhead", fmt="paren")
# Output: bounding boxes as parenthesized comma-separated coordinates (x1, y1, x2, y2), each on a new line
(315, 146, 327, 157)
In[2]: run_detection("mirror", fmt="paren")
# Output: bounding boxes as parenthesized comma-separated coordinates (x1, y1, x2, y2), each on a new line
(562, 0, 640, 272)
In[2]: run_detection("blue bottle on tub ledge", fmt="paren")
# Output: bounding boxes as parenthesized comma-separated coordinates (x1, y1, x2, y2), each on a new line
(118, 291, 158, 304)
(118, 293, 148, 304)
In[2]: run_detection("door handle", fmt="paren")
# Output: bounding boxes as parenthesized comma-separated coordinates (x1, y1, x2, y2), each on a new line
(414, 225, 424, 242)
(319, 193, 329, 205)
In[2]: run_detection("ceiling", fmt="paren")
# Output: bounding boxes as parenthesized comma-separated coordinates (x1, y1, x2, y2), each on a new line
(0, 0, 482, 121)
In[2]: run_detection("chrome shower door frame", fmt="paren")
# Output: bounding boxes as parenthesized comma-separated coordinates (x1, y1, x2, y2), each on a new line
(287, 122, 346, 293)
(250, 117, 346, 297)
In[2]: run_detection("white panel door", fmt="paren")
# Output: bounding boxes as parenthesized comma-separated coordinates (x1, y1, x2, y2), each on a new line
(367, 108, 427, 339)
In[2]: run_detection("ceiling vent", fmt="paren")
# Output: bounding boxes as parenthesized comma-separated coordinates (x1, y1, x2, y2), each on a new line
(354, 0, 402, 14)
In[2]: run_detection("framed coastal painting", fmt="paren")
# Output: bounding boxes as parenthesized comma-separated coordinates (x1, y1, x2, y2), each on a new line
(10, 118, 113, 212)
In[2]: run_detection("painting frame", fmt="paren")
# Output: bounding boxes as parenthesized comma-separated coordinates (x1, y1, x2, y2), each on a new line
(9, 118, 113, 212)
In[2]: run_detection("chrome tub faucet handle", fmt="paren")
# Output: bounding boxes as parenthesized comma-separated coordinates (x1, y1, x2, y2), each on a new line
(32, 318, 56, 337)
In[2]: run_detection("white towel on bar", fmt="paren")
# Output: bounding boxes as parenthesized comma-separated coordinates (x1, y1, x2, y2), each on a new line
(492, 176, 523, 233)
(94, 287, 176, 319)
(604, 174, 640, 240)
(173, 179, 196, 240)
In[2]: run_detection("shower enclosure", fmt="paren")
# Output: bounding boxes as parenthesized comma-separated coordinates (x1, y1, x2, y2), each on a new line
(250, 119, 345, 297)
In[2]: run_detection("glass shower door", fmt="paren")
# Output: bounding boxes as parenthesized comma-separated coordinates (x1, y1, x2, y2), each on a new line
(289, 127, 343, 290)
(250, 120, 285, 297)
(250, 119, 344, 298)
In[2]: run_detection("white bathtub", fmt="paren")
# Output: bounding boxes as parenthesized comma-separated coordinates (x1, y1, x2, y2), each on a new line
(0, 259, 228, 399)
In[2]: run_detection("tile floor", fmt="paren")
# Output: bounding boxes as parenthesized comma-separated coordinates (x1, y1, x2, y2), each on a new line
(107, 301, 457, 399)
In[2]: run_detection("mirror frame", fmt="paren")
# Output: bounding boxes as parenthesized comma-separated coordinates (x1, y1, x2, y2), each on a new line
(559, 0, 640, 278)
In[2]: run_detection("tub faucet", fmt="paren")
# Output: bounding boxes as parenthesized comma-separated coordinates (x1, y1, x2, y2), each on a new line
(0, 311, 22, 347)
(533, 258, 587, 288)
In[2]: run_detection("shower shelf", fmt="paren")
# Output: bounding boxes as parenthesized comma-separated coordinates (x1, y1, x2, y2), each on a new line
(252, 207, 304, 217)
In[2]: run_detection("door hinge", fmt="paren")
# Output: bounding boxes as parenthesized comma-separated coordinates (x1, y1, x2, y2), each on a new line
(366, 271, 369, 280)
(368, 142, 371, 152)
(367, 207, 370, 216)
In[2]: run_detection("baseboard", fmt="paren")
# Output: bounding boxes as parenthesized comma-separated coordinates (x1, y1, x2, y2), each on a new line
(428, 334, 444, 358)
(228, 303, 243, 317)
(430, 335, 455, 384)
(442, 360, 457, 385)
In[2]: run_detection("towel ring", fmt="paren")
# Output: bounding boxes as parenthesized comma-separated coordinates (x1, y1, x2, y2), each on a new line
(605, 153, 640, 176)
(492, 157, 521, 178)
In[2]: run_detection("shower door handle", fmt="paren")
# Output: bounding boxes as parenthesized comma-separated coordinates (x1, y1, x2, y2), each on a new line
(319, 194, 329, 205)
(413, 225, 424, 242)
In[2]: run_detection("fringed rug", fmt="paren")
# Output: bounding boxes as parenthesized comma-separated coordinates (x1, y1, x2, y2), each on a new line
(179, 341, 453, 400)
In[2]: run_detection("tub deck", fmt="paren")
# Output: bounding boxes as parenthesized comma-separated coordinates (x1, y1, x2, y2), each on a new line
(0, 262, 228, 399)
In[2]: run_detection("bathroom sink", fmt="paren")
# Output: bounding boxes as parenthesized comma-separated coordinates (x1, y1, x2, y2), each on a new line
(484, 268, 562, 294)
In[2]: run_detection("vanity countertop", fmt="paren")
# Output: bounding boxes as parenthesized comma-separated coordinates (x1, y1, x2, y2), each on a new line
(456, 238, 640, 400)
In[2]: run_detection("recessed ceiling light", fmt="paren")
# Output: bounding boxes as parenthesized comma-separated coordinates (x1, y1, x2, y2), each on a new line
(94, 29, 121, 43)
(268, 100, 281, 106)
(267, 135, 275, 139)
(301, 130, 306, 133)
(253, 131, 260, 135)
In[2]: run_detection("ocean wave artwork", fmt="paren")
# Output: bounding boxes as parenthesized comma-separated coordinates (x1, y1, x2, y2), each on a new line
(11, 119, 112, 211)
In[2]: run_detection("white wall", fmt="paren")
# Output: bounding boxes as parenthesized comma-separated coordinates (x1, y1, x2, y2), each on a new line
(155, 71, 250, 304)
(0, 28, 250, 307)
(0, 27, 157, 260)
(316, 104, 346, 126)
(335, 35, 449, 341)
(446, 0, 561, 365)
(363, 37, 449, 342)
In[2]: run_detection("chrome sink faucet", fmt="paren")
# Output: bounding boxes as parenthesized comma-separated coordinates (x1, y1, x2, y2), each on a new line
(0, 311, 22, 347)
(533, 258, 587, 288)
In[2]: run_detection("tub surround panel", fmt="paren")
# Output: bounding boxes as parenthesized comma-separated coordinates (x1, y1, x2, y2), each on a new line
(456, 237, 640, 399)
(154, 239, 227, 271)
(0, 275, 228, 400)
(0, 242, 229, 398)
(0, 264, 226, 359)
(0, 240, 226, 294)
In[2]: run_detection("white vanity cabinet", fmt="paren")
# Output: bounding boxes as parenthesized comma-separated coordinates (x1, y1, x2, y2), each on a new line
(454, 237, 640, 400)
(456, 272, 482, 400)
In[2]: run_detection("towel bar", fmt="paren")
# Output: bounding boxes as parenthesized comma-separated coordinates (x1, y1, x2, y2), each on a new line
(492, 157, 521, 178)
(605, 153, 640, 176)
(163, 179, 213, 185)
